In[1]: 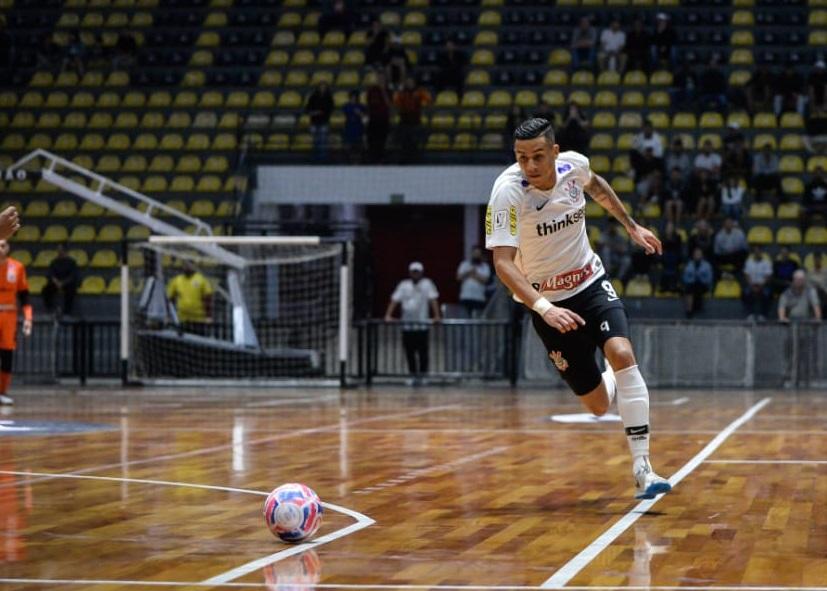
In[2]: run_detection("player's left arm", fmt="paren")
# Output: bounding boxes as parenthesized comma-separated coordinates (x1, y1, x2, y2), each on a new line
(584, 172, 662, 255)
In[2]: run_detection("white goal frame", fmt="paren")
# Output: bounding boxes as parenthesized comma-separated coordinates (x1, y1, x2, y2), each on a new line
(121, 236, 352, 387)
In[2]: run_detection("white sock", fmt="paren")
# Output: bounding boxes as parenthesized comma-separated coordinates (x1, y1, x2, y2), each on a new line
(615, 364, 650, 464)
(602, 361, 617, 406)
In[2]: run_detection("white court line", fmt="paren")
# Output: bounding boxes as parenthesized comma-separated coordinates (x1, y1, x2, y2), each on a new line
(0, 470, 375, 585)
(707, 459, 827, 465)
(0, 404, 460, 491)
(541, 397, 772, 589)
(352, 446, 508, 495)
(243, 395, 339, 408)
(0, 580, 825, 591)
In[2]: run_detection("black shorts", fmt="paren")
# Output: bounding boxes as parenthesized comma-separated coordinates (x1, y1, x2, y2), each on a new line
(530, 275, 630, 396)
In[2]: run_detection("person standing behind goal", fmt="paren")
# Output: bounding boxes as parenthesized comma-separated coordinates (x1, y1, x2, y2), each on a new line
(485, 118, 671, 499)
(0, 240, 32, 405)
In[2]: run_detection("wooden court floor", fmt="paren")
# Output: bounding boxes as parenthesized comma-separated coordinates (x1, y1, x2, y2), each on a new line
(0, 385, 825, 591)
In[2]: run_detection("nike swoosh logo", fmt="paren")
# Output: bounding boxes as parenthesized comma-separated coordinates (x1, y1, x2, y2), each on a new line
(536, 201, 548, 211)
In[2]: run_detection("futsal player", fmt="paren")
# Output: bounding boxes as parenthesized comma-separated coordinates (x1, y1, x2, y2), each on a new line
(0, 240, 32, 405)
(485, 118, 671, 499)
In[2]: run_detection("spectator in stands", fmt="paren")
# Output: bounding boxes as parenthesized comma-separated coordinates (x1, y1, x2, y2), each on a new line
(365, 20, 389, 67)
(61, 31, 87, 77)
(386, 36, 410, 90)
(505, 105, 528, 157)
(394, 76, 432, 164)
(772, 64, 806, 117)
(804, 165, 827, 221)
(533, 100, 557, 124)
(682, 247, 714, 318)
(624, 18, 650, 73)
(664, 166, 688, 224)
(598, 18, 626, 73)
(638, 170, 664, 217)
(804, 106, 827, 154)
(570, 16, 597, 71)
(670, 64, 697, 111)
(751, 144, 782, 201)
(366, 71, 392, 163)
(778, 270, 822, 322)
(557, 100, 590, 155)
(723, 122, 745, 153)
(659, 222, 684, 293)
(713, 217, 748, 277)
(630, 118, 664, 178)
(808, 60, 827, 114)
(456, 246, 490, 318)
(305, 82, 334, 162)
(747, 65, 774, 115)
(696, 54, 728, 113)
(342, 90, 367, 163)
(688, 218, 715, 261)
(690, 168, 718, 221)
(436, 40, 467, 98)
(665, 137, 692, 184)
(810, 252, 827, 306)
(720, 175, 746, 221)
(318, 0, 353, 38)
(167, 261, 213, 331)
(693, 139, 722, 181)
(742, 244, 773, 321)
(111, 33, 137, 70)
(651, 13, 676, 70)
(722, 132, 752, 181)
(771, 246, 800, 295)
(384, 261, 441, 384)
(42, 243, 78, 318)
(600, 221, 632, 282)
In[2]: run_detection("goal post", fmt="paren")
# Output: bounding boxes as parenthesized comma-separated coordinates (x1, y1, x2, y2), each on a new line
(121, 236, 352, 386)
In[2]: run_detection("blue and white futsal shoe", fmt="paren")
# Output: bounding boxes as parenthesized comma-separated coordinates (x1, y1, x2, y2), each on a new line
(634, 458, 672, 500)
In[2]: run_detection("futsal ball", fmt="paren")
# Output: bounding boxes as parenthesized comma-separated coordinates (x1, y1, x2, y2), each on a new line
(263, 483, 324, 543)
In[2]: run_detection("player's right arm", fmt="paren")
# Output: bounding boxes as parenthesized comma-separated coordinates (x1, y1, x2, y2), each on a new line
(492, 246, 584, 333)
(0, 206, 20, 241)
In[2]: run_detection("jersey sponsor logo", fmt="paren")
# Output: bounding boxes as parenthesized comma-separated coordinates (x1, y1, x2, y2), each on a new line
(509, 206, 517, 236)
(494, 209, 508, 231)
(485, 206, 493, 235)
(549, 350, 569, 371)
(556, 162, 572, 174)
(535, 207, 585, 236)
(531, 263, 594, 292)
(6, 271, 15, 283)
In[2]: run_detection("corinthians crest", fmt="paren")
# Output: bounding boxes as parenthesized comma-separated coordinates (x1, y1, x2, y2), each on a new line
(564, 179, 580, 202)
(549, 351, 569, 371)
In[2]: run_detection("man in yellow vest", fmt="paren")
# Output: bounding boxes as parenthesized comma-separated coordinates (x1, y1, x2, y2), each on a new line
(166, 261, 213, 329)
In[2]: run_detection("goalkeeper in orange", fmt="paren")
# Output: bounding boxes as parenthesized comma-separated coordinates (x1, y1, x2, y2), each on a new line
(0, 239, 32, 405)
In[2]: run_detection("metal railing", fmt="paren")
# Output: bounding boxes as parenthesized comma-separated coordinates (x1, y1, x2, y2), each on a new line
(356, 319, 517, 385)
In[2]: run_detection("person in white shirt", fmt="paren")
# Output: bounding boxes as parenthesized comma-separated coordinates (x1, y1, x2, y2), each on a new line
(598, 18, 627, 73)
(693, 139, 722, 180)
(486, 117, 670, 499)
(456, 246, 491, 317)
(742, 245, 773, 320)
(385, 261, 441, 381)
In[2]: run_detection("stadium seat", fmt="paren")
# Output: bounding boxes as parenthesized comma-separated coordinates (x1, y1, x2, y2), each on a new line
(68, 249, 88, 267)
(79, 202, 105, 217)
(776, 226, 802, 245)
(90, 249, 119, 268)
(97, 225, 124, 242)
(714, 278, 741, 298)
(42, 225, 69, 243)
(142, 176, 170, 194)
(585, 201, 605, 218)
(807, 156, 827, 172)
(780, 113, 804, 128)
(779, 156, 804, 173)
(748, 203, 774, 219)
(777, 203, 801, 219)
(79, 276, 106, 295)
(594, 91, 618, 108)
(32, 250, 57, 269)
(747, 226, 773, 245)
(12, 249, 32, 267)
(127, 226, 151, 241)
(24, 201, 50, 217)
(782, 177, 804, 195)
(753, 113, 777, 128)
(625, 277, 653, 297)
(52, 200, 79, 217)
(804, 227, 827, 245)
(14, 226, 40, 242)
(69, 225, 96, 242)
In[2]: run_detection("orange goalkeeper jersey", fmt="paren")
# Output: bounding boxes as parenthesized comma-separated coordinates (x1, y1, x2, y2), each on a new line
(0, 259, 29, 313)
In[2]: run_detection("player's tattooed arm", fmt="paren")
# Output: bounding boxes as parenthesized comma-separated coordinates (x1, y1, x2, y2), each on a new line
(583, 172, 635, 230)
(585, 172, 663, 255)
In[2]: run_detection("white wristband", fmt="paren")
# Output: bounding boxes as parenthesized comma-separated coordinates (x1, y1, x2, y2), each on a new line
(531, 297, 553, 316)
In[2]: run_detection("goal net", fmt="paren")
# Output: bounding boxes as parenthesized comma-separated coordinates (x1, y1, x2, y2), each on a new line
(126, 236, 350, 384)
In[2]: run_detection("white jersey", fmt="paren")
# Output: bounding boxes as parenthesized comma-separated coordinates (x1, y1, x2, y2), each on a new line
(484, 151, 604, 302)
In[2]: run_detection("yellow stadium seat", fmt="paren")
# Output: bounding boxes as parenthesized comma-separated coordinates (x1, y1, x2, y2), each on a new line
(805, 227, 827, 245)
(515, 90, 538, 108)
(621, 91, 644, 108)
(189, 200, 216, 217)
(569, 90, 591, 107)
(142, 175, 168, 192)
(97, 225, 123, 242)
(589, 133, 614, 150)
(782, 177, 804, 195)
(13, 249, 32, 267)
(33, 250, 57, 269)
(732, 31, 754, 46)
(24, 201, 50, 217)
(170, 176, 194, 192)
(808, 156, 827, 172)
(619, 112, 642, 128)
(622, 70, 647, 86)
(452, 133, 477, 151)
(471, 49, 495, 66)
(27, 134, 52, 150)
(127, 226, 151, 241)
(753, 113, 777, 128)
(612, 155, 631, 173)
(714, 278, 741, 298)
(779, 134, 804, 151)
(474, 31, 497, 45)
(780, 113, 804, 128)
(425, 133, 450, 150)
(342, 50, 364, 66)
(435, 90, 459, 107)
(611, 176, 634, 194)
(699, 112, 724, 128)
(647, 91, 670, 108)
(20, 91, 44, 107)
(594, 91, 618, 107)
(776, 226, 802, 245)
(478, 10, 501, 25)
(149, 155, 174, 173)
(541, 90, 565, 107)
(591, 155, 611, 173)
(176, 156, 201, 173)
(777, 203, 801, 219)
(195, 176, 222, 192)
(52, 200, 78, 217)
(748, 203, 774, 219)
(466, 70, 491, 86)
(90, 249, 119, 268)
(15, 226, 40, 242)
(585, 201, 605, 218)
(480, 133, 503, 150)
(672, 112, 697, 128)
(96, 155, 122, 173)
(699, 133, 722, 149)
(747, 225, 773, 244)
(572, 70, 595, 85)
(278, 91, 303, 109)
(79, 276, 106, 295)
(430, 112, 455, 129)
(487, 90, 512, 108)
(649, 70, 672, 86)
(457, 113, 481, 129)
(548, 49, 571, 67)
(266, 50, 289, 67)
(626, 277, 653, 297)
(809, 9, 827, 25)
(484, 113, 506, 129)
(42, 225, 70, 243)
(79, 202, 105, 217)
(779, 155, 804, 173)
(732, 9, 754, 25)
(542, 69, 567, 86)
(729, 49, 753, 65)
(592, 112, 617, 129)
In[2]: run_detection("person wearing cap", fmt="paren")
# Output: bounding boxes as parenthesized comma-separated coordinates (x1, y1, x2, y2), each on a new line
(385, 262, 441, 382)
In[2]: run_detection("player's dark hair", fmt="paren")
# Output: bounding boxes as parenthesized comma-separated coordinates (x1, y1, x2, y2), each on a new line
(513, 118, 555, 145)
